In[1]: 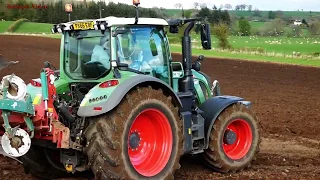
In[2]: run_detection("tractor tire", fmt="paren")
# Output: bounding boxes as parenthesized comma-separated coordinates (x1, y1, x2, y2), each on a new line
(21, 146, 70, 180)
(204, 103, 261, 173)
(84, 86, 183, 180)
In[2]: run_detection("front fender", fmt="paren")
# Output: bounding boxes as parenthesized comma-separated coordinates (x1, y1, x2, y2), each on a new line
(192, 70, 212, 104)
(77, 75, 182, 117)
(198, 95, 252, 149)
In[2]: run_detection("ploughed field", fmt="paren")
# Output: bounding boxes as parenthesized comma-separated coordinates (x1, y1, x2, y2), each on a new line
(0, 35, 320, 180)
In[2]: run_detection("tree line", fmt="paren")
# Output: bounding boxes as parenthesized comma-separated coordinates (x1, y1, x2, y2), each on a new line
(1, 0, 232, 25)
(0, 0, 163, 24)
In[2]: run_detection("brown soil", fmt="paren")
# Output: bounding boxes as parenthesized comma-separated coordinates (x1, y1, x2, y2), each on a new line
(1, 35, 320, 179)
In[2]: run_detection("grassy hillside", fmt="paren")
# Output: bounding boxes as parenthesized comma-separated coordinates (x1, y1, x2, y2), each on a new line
(1, 20, 320, 67)
(228, 10, 320, 18)
(164, 9, 320, 19)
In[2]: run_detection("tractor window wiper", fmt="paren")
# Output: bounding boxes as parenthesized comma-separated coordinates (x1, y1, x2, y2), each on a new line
(119, 67, 146, 75)
(93, 66, 145, 80)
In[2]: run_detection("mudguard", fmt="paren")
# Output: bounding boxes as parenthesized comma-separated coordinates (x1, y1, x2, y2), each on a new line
(192, 70, 211, 104)
(77, 75, 183, 117)
(198, 95, 252, 149)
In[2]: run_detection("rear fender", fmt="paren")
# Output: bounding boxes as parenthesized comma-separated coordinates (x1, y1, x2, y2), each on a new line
(77, 75, 182, 117)
(198, 95, 252, 149)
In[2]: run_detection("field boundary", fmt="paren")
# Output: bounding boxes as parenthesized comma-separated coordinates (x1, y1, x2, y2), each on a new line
(1, 33, 319, 68)
(171, 52, 320, 68)
(7, 19, 29, 33)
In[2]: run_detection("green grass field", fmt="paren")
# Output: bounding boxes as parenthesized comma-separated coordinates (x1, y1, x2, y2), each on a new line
(249, 21, 265, 29)
(14, 22, 53, 33)
(212, 36, 319, 55)
(0, 21, 53, 33)
(168, 33, 320, 55)
(0, 21, 14, 33)
(1, 20, 319, 67)
(170, 46, 320, 67)
(230, 10, 320, 18)
(164, 9, 320, 19)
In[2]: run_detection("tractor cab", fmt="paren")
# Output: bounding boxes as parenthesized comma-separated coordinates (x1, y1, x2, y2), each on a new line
(50, 14, 217, 106)
(58, 20, 170, 81)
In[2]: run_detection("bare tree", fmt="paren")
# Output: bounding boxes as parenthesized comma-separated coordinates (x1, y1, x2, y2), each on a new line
(238, 4, 246, 10)
(224, 3, 232, 10)
(193, 2, 199, 9)
(174, 3, 182, 9)
(200, 3, 207, 8)
(248, 5, 252, 11)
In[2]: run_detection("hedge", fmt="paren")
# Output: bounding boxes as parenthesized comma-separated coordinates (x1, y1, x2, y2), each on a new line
(7, 18, 29, 32)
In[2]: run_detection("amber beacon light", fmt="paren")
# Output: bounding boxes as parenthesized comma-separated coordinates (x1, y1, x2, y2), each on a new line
(133, 0, 140, 6)
(65, 4, 73, 13)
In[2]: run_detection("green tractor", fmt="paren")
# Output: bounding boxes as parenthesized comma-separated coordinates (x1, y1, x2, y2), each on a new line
(0, 2, 260, 180)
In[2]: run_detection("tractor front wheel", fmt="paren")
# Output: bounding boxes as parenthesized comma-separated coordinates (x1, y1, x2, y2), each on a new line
(204, 103, 261, 173)
(84, 86, 183, 179)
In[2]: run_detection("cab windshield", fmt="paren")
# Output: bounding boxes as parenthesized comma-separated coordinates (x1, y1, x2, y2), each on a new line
(63, 30, 111, 80)
(115, 26, 170, 79)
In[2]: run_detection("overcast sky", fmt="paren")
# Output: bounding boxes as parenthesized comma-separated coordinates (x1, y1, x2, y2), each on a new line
(106, 0, 320, 11)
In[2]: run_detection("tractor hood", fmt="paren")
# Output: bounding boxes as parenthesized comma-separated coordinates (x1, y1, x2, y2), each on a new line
(77, 74, 182, 117)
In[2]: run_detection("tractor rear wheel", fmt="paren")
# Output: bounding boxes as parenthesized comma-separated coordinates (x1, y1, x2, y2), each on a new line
(84, 86, 183, 180)
(204, 103, 261, 173)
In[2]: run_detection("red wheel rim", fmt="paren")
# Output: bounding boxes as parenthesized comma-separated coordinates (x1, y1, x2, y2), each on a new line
(222, 119, 252, 160)
(128, 108, 173, 177)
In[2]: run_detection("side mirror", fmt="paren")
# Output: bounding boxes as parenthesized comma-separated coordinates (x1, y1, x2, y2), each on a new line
(197, 55, 204, 61)
(169, 25, 179, 34)
(192, 61, 201, 71)
(200, 23, 212, 50)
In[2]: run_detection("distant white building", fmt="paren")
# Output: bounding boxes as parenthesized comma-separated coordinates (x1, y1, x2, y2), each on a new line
(293, 20, 302, 26)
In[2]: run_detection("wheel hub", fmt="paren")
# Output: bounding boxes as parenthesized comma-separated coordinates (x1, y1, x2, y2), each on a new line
(10, 135, 24, 150)
(223, 129, 237, 145)
(127, 108, 173, 177)
(129, 132, 140, 149)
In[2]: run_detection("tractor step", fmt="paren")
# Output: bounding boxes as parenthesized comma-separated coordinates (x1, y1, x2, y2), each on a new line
(178, 92, 206, 154)
(190, 149, 204, 155)
(190, 110, 205, 154)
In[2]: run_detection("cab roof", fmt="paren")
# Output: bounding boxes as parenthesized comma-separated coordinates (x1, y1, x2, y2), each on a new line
(51, 16, 169, 33)
(86, 16, 168, 26)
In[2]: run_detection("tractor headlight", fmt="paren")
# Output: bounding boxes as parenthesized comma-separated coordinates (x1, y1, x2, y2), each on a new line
(51, 25, 58, 33)
(100, 24, 105, 30)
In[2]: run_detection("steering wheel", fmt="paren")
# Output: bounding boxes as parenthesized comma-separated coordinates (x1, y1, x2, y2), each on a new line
(129, 60, 142, 71)
(127, 50, 145, 71)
